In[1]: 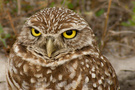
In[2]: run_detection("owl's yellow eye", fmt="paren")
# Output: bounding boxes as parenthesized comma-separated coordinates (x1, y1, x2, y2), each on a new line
(63, 30, 77, 39)
(31, 28, 41, 37)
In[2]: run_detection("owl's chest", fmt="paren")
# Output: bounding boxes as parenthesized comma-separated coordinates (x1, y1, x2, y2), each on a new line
(8, 54, 118, 90)
(10, 57, 89, 89)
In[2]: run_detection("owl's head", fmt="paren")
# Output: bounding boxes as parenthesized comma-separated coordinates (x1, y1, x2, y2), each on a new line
(16, 7, 97, 66)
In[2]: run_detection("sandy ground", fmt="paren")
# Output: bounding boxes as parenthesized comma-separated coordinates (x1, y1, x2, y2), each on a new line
(0, 52, 7, 90)
(0, 52, 135, 90)
(106, 55, 135, 90)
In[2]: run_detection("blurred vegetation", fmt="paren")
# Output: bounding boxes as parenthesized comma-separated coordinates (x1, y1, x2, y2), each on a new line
(121, 1, 135, 26)
(0, 0, 135, 58)
(0, 24, 10, 48)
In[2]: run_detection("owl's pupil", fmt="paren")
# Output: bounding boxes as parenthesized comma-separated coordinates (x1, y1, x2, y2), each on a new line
(66, 30, 72, 35)
(35, 30, 39, 34)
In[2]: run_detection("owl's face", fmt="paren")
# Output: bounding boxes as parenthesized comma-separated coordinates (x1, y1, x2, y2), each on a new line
(17, 7, 95, 64)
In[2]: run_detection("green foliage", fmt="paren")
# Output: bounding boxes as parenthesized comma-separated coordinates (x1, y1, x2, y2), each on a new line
(61, 0, 64, 5)
(121, 20, 135, 26)
(0, 24, 11, 48)
(5, 0, 10, 4)
(121, 1, 135, 26)
(0, 25, 3, 34)
(96, 9, 105, 17)
(68, 3, 74, 9)
(60, 0, 74, 10)
(50, 2, 55, 7)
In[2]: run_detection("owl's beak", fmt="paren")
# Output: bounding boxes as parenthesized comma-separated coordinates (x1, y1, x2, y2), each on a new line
(46, 37, 56, 57)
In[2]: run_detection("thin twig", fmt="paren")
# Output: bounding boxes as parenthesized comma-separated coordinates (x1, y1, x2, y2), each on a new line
(100, 0, 112, 51)
(109, 30, 135, 36)
(7, 10, 18, 37)
(61, 0, 65, 7)
(17, 0, 21, 15)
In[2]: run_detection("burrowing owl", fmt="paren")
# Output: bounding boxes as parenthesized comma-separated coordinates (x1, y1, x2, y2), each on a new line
(6, 7, 120, 90)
